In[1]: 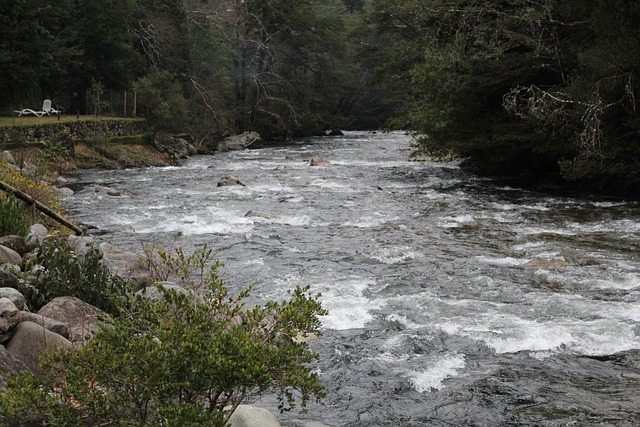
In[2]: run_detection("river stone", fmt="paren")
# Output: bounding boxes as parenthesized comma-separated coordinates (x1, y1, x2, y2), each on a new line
(100, 242, 150, 289)
(94, 185, 121, 196)
(5, 321, 72, 376)
(0, 235, 28, 255)
(0, 298, 20, 343)
(0, 245, 21, 267)
(68, 235, 101, 259)
(37, 296, 108, 344)
(26, 224, 48, 249)
(218, 175, 246, 187)
(0, 288, 26, 311)
(18, 312, 70, 339)
(0, 150, 16, 164)
(0, 344, 29, 393)
(0, 270, 19, 289)
(228, 405, 281, 427)
(53, 186, 75, 197)
(217, 131, 262, 152)
(309, 157, 331, 166)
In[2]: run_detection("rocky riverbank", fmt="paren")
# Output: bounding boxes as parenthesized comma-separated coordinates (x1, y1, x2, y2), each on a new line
(0, 224, 326, 427)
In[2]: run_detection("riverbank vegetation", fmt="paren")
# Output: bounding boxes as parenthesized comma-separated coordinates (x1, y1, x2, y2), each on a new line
(0, 165, 327, 424)
(1, 0, 639, 193)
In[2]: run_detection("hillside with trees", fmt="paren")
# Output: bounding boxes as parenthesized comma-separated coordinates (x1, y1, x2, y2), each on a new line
(2, 0, 639, 196)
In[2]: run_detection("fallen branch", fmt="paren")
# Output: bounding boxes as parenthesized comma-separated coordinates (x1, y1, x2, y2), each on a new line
(0, 180, 83, 235)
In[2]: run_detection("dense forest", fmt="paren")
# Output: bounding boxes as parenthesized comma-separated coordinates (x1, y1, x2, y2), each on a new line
(1, 0, 639, 196)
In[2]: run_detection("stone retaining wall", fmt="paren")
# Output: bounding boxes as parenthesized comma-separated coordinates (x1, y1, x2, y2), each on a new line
(0, 119, 150, 147)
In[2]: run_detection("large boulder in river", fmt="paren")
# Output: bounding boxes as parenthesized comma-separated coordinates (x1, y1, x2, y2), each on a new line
(217, 131, 262, 152)
(309, 157, 331, 167)
(218, 176, 246, 187)
(154, 131, 193, 159)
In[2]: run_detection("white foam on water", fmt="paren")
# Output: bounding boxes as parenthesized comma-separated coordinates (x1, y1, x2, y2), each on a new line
(315, 278, 383, 330)
(436, 214, 477, 228)
(475, 255, 531, 267)
(385, 313, 421, 329)
(343, 213, 397, 228)
(406, 353, 466, 393)
(512, 241, 547, 252)
(593, 273, 640, 290)
(369, 246, 423, 264)
(274, 215, 312, 226)
(309, 179, 357, 192)
(436, 304, 640, 357)
(132, 208, 254, 235)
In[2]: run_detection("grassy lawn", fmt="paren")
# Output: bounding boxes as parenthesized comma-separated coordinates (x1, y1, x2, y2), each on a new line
(0, 115, 144, 128)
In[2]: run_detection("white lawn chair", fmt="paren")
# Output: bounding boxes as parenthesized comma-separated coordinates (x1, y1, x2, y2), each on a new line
(41, 99, 62, 115)
(14, 99, 62, 117)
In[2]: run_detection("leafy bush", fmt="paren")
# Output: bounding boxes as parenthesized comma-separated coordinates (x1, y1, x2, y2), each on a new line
(23, 234, 132, 312)
(0, 194, 29, 236)
(0, 159, 64, 231)
(1, 245, 327, 426)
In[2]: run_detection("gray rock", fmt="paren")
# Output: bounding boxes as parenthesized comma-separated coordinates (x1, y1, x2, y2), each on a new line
(53, 186, 75, 197)
(100, 242, 150, 289)
(0, 150, 16, 165)
(0, 270, 19, 289)
(0, 344, 29, 393)
(228, 405, 281, 427)
(0, 298, 20, 343)
(37, 296, 108, 344)
(0, 245, 22, 267)
(218, 175, 246, 187)
(0, 288, 26, 311)
(26, 224, 48, 249)
(217, 131, 262, 152)
(309, 157, 331, 167)
(68, 235, 102, 259)
(0, 235, 28, 255)
(18, 312, 70, 339)
(5, 321, 72, 376)
(94, 185, 121, 197)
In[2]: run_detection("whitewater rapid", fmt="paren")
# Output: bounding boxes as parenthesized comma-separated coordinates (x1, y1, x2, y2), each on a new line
(65, 131, 640, 426)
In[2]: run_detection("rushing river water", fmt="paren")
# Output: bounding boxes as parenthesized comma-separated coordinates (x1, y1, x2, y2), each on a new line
(64, 131, 640, 426)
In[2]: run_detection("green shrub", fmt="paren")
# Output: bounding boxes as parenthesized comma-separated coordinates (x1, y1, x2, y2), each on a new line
(0, 194, 29, 236)
(22, 234, 132, 312)
(1, 245, 327, 426)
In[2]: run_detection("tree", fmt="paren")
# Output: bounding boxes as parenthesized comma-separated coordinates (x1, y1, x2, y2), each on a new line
(0, 0, 80, 111)
(0, 244, 327, 426)
(372, 0, 640, 193)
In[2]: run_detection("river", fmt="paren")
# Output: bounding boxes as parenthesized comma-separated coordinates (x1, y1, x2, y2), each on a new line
(64, 131, 640, 426)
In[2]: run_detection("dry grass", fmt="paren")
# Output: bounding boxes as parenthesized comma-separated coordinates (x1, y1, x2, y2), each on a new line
(0, 115, 143, 128)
